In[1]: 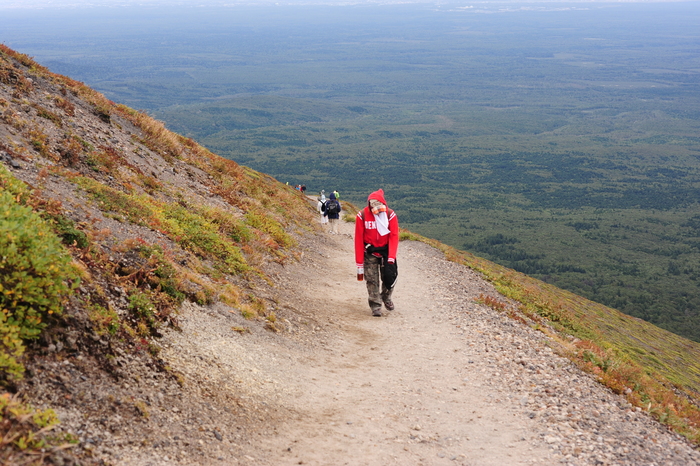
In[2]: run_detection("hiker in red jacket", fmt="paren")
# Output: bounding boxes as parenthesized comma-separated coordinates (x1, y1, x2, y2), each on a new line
(354, 189, 399, 317)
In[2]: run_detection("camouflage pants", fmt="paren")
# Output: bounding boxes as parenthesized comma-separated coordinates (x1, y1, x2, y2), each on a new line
(364, 252, 394, 312)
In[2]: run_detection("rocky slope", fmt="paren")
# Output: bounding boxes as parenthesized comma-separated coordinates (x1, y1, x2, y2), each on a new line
(1, 44, 700, 466)
(0, 44, 313, 465)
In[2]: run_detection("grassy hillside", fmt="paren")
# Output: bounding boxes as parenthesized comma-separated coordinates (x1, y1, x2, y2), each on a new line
(2, 41, 700, 462)
(0, 44, 315, 464)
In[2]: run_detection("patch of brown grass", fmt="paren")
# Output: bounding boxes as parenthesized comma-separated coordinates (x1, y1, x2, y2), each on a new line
(54, 96, 75, 116)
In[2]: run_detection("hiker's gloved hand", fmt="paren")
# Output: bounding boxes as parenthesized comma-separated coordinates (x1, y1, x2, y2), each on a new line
(382, 259, 398, 289)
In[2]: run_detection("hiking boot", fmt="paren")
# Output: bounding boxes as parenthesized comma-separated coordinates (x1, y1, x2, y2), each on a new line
(372, 308, 383, 317)
(383, 300, 395, 311)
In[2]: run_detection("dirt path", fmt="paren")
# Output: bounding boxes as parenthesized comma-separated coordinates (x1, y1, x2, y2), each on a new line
(252, 219, 553, 465)
(159, 214, 700, 466)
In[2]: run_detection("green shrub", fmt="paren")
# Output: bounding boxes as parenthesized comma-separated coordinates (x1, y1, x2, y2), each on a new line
(75, 177, 250, 275)
(160, 203, 249, 275)
(245, 207, 295, 249)
(136, 244, 186, 304)
(0, 392, 76, 464)
(128, 291, 156, 322)
(0, 164, 30, 203)
(88, 304, 120, 336)
(0, 188, 80, 380)
(203, 206, 253, 244)
(44, 213, 88, 249)
(74, 176, 154, 226)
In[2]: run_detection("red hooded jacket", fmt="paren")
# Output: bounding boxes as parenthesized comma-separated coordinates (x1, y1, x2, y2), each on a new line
(354, 189, 399, 267)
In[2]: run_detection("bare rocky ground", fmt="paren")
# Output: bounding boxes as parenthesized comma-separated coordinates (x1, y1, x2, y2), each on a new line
(53, 216, 695, 466)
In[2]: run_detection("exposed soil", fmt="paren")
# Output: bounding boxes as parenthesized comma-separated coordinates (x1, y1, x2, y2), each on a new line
(2, 48, 699, 465)
(119, 215, 699, 465)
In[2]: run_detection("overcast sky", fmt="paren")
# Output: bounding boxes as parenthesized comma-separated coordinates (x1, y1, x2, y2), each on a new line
(2, 0, 694, 9)
(1, 0, 279, 9)
(0, 0, 458, 12)
(2, 0, 418, 8)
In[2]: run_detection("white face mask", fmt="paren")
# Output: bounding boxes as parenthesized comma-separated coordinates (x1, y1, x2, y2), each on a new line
(369, 199, 386, 214)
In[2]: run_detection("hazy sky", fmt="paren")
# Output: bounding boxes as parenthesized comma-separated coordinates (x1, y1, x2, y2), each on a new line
(2, 0, 695, 9)
(0, 0, 243, 8)
(1, 0, 421, 8)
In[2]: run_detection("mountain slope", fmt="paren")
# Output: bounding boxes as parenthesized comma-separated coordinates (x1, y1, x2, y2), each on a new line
(1, 44, 700, 465)
(0, 44, 315, 464)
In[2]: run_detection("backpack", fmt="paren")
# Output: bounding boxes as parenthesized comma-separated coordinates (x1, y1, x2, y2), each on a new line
(326, 200, 340, 215)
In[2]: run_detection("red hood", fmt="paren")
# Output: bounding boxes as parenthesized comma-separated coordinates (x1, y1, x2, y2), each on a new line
(367, 189, 387, 205)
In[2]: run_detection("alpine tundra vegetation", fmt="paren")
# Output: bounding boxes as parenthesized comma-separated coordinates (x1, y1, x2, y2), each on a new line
(1, 34, 700, 464)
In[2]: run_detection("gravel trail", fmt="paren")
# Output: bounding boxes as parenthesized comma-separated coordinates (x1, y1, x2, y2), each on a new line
(158, 218, 700, 465)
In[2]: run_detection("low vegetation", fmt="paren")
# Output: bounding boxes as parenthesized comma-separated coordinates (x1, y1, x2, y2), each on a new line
(3, 31, 700, 461)
(0, 164, 80, 381)
(0, 44, 316, 462)
(0, 393, 77, 465)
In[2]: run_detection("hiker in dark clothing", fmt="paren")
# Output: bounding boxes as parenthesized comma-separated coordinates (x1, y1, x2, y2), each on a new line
(324, 192, 341, 234)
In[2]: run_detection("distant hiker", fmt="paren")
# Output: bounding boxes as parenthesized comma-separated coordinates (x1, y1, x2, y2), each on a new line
(319, 190, 326, 202)
(324, 193, 342, 234)
(354, 189, 399, 317)
(318, 197, 328, 228)
(301, 185, 307, 194)
(333, 190, 340, 200)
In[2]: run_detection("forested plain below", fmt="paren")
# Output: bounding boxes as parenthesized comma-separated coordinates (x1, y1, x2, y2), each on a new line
(2, 1, 700, 340)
